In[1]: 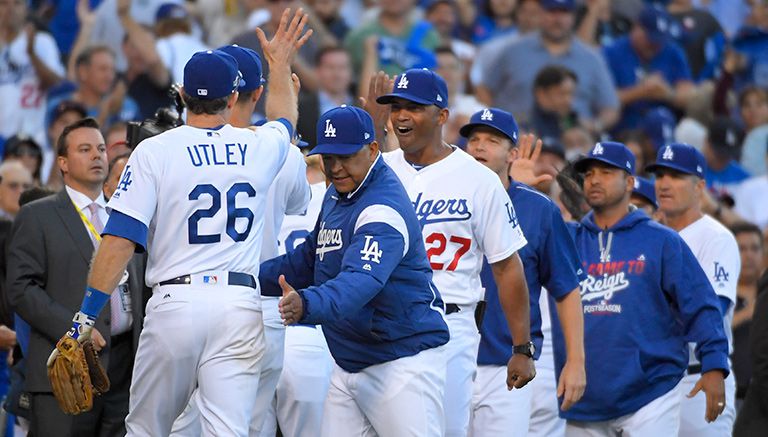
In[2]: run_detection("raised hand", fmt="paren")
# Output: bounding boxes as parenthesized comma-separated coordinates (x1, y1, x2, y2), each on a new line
(255, 8, 313, 69)
(359, 71, 394, 138)
(509, 133, 554, 187)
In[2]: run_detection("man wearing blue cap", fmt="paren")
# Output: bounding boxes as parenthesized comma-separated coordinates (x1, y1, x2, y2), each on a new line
(461, 107, 586, 437)
(169, 44, 311, 437)
(563, 142, 729, 436)
(369, 68, 533, 437)
(259, 105, 450, 436)
(630, 176, 659, 216)
(646, 143, 739, 436)
(603, 4, 694, 133)
(49, 9, 311, 436)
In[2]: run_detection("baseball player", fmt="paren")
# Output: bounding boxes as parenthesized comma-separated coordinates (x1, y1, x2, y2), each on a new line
(259, 105, 450, 436)
(630, 176, 658, 217)
(370, 69, 534, 437)
(460, 108, 586, 437)
(646, 143, 739, 436)
(51, 9, 310, 436)
(169, 42, 311, 437)
(260, 157, 333, 437)
(564, 141, 730, 436)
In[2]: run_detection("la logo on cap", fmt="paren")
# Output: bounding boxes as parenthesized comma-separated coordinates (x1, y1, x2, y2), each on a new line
(197, 89, 208, 96)
(397, 74, 409, 89)
(663, 146, 674, 160)
(480, 109, 493, 121)
(324, 119, 337, 138)
(593, 143, 604, 155)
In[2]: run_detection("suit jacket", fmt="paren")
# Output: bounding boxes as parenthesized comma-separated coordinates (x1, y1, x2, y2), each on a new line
(6, 189, 148, 393)
(734, 270, 768, 436)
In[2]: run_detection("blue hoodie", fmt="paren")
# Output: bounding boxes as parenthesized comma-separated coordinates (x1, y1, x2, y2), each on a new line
(259, 156, 450, 372)
(561, 209, 729, 421)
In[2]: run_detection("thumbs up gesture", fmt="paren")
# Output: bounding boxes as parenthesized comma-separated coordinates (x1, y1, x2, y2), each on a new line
(278, 275, 304, 325)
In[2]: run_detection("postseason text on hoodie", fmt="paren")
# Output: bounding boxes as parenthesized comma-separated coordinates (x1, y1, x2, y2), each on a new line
(562, 208, 729, 421)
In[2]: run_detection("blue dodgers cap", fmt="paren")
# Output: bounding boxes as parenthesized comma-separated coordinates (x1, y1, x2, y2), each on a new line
(540, 0, 576, 11)
(376, 68, 448, 109)
(308, 105, 376, 156)
(645, 142, 706, 178)
(574, 141, 636, 174)
(183, 50, 243, 100)
(156, 3, 189, 22)
(217, 44, 264, 92)
(632, 176, 658, 209)
(639, 5, 681, 45)
(640, 107, 676, 151)
(459, 108, 519, 144)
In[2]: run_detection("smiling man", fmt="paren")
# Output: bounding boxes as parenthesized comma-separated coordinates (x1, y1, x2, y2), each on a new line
(646, 142, 740, 436)
(565, 142, 729, 437)
(259, 105, 450, 437)
(374, 68, 534, 437)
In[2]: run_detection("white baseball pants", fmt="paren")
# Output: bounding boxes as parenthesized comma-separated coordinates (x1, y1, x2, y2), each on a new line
(320, 344, 447, 437)
(565, 381, 682, 437)
(126, 282, 264, 437)
(469, 364, 532, 437)
(260, 324, 333, 437)
(444, 305, 481, 437)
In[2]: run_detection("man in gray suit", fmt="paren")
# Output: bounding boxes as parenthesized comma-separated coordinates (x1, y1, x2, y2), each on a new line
(6, 118, 150, 436)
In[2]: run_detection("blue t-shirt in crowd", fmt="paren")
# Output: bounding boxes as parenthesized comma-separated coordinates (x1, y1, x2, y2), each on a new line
(477, 181, 582, 365)
(706, 161, 751, 195)
(604, 36, 692, 132)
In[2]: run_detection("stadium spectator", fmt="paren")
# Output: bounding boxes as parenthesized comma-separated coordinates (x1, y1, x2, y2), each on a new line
(0, 0, 65, 147)
(731, 222, 765, 406)
(737, 86, 768, 176)
(703, 116, 750, 196)
(574, 0, 634, 48)
(2, 136, 43, 186)
(603, 4, 694, 133)
(733, 143, 768, 231)
(309, 0, 350, 42)
(152, 2, 209, 84)
(0, 161, 33, 220)
(474, 0, 619, 131)
(668, 0, 726, 82)
(528, 65, 579, 144)
(49, 45, 140, 127)
(296, 47, 354, 149)
(45, 100, 87, 190)
(561, 125, 594, 161)
(344, 0, 440, 76)
(471, 0, 518, 44)
(426, 0, 475, 64)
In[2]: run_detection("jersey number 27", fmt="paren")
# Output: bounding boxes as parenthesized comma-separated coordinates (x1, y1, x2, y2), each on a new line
(188, 183, 255, 244)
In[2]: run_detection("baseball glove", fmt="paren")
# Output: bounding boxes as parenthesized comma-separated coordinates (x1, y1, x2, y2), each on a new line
(47, 336, 110, 414)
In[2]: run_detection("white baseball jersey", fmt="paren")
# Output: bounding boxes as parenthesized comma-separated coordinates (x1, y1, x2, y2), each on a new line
(679, 214, 740, 360)
(383, 147, 527, 305)
(107, 121, 290, 286)
(277, 182, 327, 255)
(0, 31, 64, 145)
(260, 146, 312, 262)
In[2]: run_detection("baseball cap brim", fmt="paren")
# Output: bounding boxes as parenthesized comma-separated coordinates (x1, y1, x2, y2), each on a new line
(645, 162, 697, 176)
(458, 122, 515, 142)
(307, 143, 365, 156)
(632, 190, 658, 208)
(376, 93, 435, 106)
(573, 156, 630, 174)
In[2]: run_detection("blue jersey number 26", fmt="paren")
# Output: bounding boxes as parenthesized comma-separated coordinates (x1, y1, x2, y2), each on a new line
(188, 182, 255, 244)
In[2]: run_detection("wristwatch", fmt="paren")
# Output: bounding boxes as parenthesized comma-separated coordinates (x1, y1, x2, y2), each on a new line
(513, 342, 535, 358)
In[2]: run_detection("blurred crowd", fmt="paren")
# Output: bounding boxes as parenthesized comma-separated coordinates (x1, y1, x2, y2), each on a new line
(1, 0, 768, 435)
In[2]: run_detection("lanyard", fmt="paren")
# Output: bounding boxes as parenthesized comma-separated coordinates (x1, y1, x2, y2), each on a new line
(71, 200, 102, 243)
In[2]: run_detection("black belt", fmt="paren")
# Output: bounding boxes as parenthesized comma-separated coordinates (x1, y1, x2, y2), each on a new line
(687, 364, 702, 375)
(446, 303, 461, 315)
(159, 272, 257, 289)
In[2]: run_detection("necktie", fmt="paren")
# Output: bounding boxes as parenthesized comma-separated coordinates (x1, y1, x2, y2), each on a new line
(87, 203, 132, 335)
